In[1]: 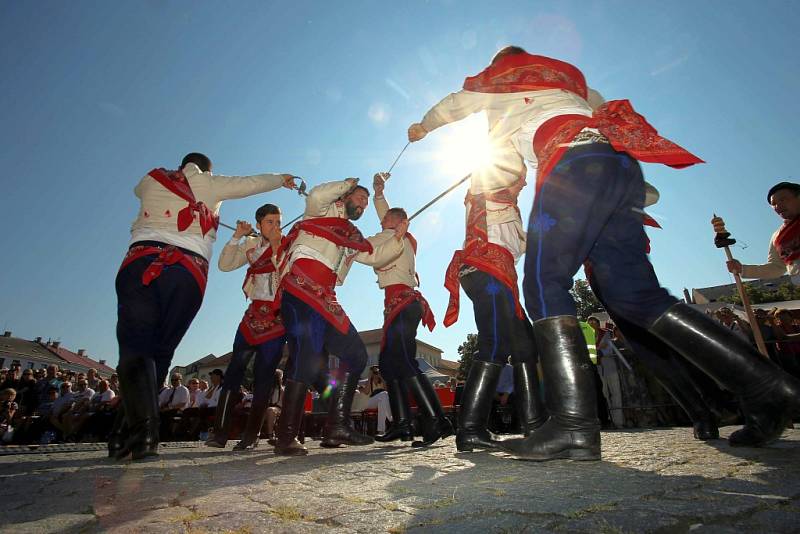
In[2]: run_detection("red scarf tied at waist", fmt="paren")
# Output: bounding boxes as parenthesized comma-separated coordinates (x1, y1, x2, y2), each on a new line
(532, 100, 704, 192)
(443, 189, 524, 327)
(119, 244, 209, 295)
(774, 218, 800, 265)
(148, 168, 219, 236)
(381, 284, 436, 350)
(238, 299, 285, 346)
(280, 258, 351, 334)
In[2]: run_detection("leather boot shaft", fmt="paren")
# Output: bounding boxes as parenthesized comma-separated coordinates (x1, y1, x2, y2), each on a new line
(456, 360, 503, 451)
(116, 356, 160, 460)
(321, 372, 374, 447)
(206, 389, 238, 447)
(274, 380, 308, 456)
(513, 361, 547, 435)
(406, 374, 454, 447)
(375, 379, 413, 442)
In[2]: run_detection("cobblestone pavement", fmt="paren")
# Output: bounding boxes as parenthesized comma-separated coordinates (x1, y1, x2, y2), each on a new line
(1, 427, 799, 533)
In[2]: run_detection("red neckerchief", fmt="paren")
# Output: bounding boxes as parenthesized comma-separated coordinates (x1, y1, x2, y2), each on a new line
(774, 217, 800, 265)
(281, 217, 373, 257)
(463, 52, 587, 99)
(148, 168, 219, 236)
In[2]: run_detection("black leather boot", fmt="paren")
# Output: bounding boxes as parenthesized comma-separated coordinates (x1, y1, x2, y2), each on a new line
(321, 372, 374, 447)
(650, 303, 800, 447)
(502, 316, 601, 461)
(107, 404, 127, 458)
(234, 392, 268, 451)
(456, 360, 503, 452)
(375, 379, 413, 442)
(513, 361, 547, 436)
(205, 389, 237, 448)
(274, 380, 308, 456)
(116, 356, 160, 461)
(407, 374, 454, 447)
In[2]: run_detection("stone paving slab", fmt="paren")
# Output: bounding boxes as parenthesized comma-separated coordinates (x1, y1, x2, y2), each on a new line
(0, 426, 798, 533)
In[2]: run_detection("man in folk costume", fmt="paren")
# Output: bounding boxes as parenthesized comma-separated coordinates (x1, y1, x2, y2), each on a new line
(112, 152, 296, 460)
(411, 46, 799, 461)
(369, 173, 451, 447)
(726, 181, 800, 282)
(277, 178, 408, 454)
(409, 111, 547, 452)
(205, 203, 287, 451)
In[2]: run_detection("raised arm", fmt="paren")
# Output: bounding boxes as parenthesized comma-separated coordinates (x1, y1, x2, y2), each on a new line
(355, 219, 409, 267)
(218, 224, 258, 272)
(211, 172, 295, 201)
(305, 179, 357, 217)
(408, 90, 488, 142)
(372, 173, 390, 221)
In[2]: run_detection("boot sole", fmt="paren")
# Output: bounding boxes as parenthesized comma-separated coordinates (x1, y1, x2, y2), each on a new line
(274, 448, 308, 456)
(510, 448, 600, 462)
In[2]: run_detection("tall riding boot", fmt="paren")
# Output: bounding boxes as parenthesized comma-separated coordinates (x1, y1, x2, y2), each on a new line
(640, 348, 719, 440)
(456, 360, 503, 452)
(513, 361, 547, 436)
(407, 373, 454, 447)
(116, 356, 160, 460)
(650, 303, 800, 447)
(205, 389, 238, 448)
(274, 379, 308, 456)
(107, 404, 127, 458)
(375, 379, 413, 442)
(321, 372, 374, 447)
(502, 316, 601, 461)
(234, 393, 269, 451)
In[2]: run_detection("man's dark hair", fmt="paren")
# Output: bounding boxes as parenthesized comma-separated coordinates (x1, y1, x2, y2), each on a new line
(255, 203, 281, 223)
(767, 181, 800, 204)
(349, 185, 370, 197)
(180, 152, 212, 173)
(385, 207, 408, 220)
(491, 46, 527, 65)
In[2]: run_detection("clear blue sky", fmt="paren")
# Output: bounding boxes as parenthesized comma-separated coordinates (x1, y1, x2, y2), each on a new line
(1, 1, 798, 369)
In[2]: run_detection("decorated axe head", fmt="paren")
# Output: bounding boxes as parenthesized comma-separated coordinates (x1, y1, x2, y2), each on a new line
(711, 214, 736, 248)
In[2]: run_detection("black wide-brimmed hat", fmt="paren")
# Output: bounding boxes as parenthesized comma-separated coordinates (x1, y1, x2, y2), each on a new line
(767, 181, 800, 203)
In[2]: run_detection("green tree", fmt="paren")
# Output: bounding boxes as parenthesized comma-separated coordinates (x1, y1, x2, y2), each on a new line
(456, 333, 479, 381)
(570, 279, 605, 320)
(718, 282, 800, 305)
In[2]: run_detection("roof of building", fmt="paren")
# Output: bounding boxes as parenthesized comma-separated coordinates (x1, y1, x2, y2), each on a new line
(357, 328, 443, 354)
(42, 342, 116, 375)
(0, 334, 63, 365)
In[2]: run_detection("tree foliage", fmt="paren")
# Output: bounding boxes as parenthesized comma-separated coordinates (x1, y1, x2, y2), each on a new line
(570, 279, 605, 320)
(456, 333, 479, 380)
(718, 282, 800, 305)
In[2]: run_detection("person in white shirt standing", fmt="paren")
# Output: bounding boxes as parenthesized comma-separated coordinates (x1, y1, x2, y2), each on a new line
(206, 203, 288, 451)
(112, 152, 297, 461)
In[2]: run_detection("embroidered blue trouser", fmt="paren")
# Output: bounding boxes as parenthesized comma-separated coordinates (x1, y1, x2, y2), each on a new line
(281, 292, 368, 385)
(460, 270, 536, 365)
(523, 143, 677, 327)
(379, 301, 424, 381)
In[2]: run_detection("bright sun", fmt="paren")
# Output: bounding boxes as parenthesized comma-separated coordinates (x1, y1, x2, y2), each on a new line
(431, 114, 492, 178)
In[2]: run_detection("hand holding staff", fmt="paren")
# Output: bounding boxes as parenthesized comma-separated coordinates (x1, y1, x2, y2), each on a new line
(712, 214, 769, 357)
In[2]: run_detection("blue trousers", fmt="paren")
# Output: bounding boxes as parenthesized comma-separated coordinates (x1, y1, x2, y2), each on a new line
(460, 270, 537, 365)
(221, 329, 285, 410)
(379, 301, 423, 381)
(115, 251, 203, 386)
(523, 143, 677, 327)
(281, 291, 368, 385)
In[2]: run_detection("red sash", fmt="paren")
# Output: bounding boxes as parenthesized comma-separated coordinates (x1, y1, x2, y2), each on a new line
(532, 100, 704, 192)
(282, 217, 373, 256)
(148, 168, 220, 236)
(381, 284, 436, 350)
(280, 258, 351, 334)
(443, 189, 524, 327)
(119, 244, 209, 295)
(774, 218, 800, 265)
(463, 52, 588, 99)
(238, 299, 285, 346)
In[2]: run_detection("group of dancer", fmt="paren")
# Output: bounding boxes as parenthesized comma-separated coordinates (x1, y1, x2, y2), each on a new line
(110, 46, 800, 462)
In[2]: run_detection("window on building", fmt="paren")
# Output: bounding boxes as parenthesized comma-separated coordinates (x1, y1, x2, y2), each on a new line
(28, 362, 35, 369)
